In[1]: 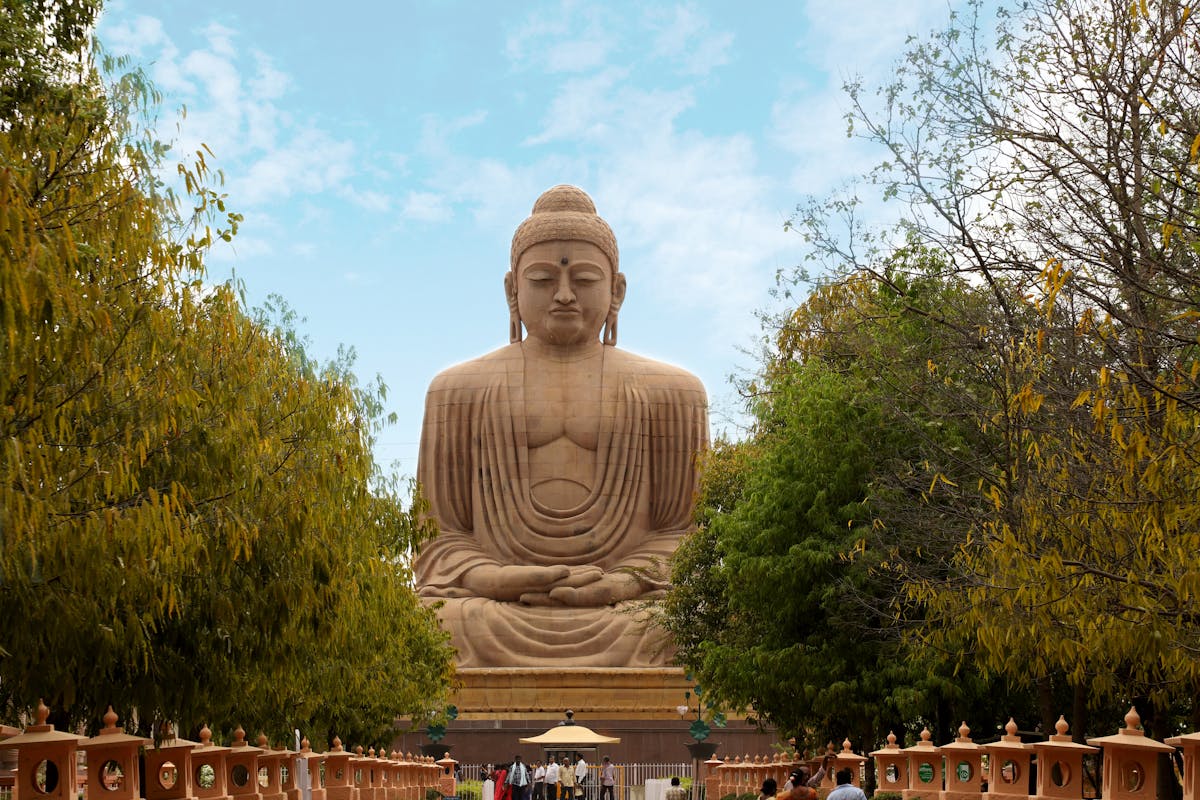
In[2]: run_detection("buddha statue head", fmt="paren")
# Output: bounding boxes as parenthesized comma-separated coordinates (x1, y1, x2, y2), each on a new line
(505, 185, 627, 346)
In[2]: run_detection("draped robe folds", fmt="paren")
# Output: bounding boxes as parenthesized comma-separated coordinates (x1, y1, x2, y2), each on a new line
(414, 342, 708, 667)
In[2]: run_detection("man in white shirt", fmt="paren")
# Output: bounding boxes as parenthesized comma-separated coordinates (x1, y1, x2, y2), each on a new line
(574, 755, 589, 798)
(533, 762, 547, 800)
(544, 757, 560, 800)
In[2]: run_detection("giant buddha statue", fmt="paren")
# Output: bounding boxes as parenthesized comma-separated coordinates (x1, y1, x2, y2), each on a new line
(414, 185, 708, 668)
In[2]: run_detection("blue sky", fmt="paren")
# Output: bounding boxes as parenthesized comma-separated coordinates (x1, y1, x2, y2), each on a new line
(96, 1, 958, 482)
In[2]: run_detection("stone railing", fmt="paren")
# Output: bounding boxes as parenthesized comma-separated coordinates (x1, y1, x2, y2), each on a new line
(701, 709, 1200, 800)
(0, 702, 457, 800)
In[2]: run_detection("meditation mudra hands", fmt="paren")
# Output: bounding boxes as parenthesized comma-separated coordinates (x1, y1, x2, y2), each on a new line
(461, 563, 653, 606)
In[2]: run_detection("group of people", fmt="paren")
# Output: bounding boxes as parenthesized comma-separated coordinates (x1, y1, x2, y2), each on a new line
(759, 755, 866, 800)
(484, 755, 618, 800)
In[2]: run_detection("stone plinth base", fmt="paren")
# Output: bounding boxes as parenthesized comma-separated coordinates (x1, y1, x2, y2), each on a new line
(393, 718, 777, 765)
(393, 668, 778, 763)
(452, 668, 693, 720)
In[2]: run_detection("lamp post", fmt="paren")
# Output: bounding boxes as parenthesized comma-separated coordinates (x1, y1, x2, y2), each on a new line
(678, 691, 719, 796)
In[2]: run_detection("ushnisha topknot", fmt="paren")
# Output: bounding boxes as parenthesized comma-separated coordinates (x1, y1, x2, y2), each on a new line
(510, 185, 619, 272)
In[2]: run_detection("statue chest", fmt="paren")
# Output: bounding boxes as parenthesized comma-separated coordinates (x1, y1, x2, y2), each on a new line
(522, 362, 608, 509)
(522, 362, 606, 449)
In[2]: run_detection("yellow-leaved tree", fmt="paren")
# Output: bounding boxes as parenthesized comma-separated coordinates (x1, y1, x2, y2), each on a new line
(0, 0, 452, 741)
(791, 0, 1200, 739)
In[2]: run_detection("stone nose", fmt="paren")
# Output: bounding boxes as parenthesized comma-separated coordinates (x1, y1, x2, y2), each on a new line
(554, 271, 575, 304)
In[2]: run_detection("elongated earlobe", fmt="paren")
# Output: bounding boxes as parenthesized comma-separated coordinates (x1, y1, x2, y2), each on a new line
(603, 272, 626, 346)
(505, 272, 523, 343)
(510, 309, 523, 344)
(602, 312, 618, 346)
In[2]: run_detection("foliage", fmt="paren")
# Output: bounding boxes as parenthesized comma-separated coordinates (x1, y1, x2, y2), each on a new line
(0, 0, 453, 740)
(663, 251, 1027, 748)
(789, 0, 1200, 732)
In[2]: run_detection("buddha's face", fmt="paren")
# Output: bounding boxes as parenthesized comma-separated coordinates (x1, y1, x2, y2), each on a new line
(512, 240, 624, 347)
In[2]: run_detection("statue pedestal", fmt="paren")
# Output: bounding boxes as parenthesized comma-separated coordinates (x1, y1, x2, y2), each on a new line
(393, 669, 777, 764)
(451, 668, 692, 719)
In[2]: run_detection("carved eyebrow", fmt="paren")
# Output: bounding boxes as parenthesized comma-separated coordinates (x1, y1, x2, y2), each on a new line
(572, 267, 604, 281)
(569, 262, 606, 274)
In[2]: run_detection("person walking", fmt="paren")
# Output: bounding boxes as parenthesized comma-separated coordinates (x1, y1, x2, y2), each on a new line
(598, 757, 615, 800)
(494, 765, 511, 800)
(574, 754, 589, 800)
(507, 756, 532, 800)
(780, 755, 834, 800)
(665, 777, 688, 800)
(533, 761, 546, 800)
(544, 757, 560, 800)
(559, 756, 575, 800)
(825, 770, 866, 800)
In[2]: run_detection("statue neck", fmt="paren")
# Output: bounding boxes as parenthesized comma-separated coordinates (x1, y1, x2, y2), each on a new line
(521, 338, 605, 363)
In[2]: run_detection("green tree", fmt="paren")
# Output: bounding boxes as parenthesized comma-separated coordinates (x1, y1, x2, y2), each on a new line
(661, 255, 1039, 762)
(791, 0, 1200, 735)
(0, 0, 453, 741)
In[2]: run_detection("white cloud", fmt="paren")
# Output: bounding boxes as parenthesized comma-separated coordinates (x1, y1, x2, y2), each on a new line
(100, 13, 168, 57)
(408, 3, 783, 353)
(416, 110, 489, 159)
(524, 68, 694, 146)
(597, 130, 788, 349)
(101, 15, 372, 215)
(203, 232, 275, 265)
(181, 47, 242, 125)
(400, 191, 451, 223)
(201, 22, 237, 59)
(505, 3, 616, 74)
(769, 86, 861, 190)
(101, 14, 196, 94)
(248, 50, 289, 100)
(231, 127, 356, 206)
(343, 188, 393, 213)
(766, 1, 957, 199)
(547, 38, 612, 73)
(646, 4, 734, 76)
(800, 0, 948, 74)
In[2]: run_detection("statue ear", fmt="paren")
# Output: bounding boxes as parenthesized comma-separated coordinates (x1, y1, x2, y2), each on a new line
(505, 271, 522, 344)
(611, 272, 627, 311)
(603, 272, 626, 346)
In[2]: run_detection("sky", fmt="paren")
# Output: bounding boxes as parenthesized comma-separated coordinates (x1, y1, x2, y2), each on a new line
(95, 0, 960, 484)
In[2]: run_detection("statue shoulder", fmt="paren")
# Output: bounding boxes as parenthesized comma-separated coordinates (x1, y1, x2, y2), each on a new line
(427, 344, 522, 394)
(605, 347, 707, 400)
